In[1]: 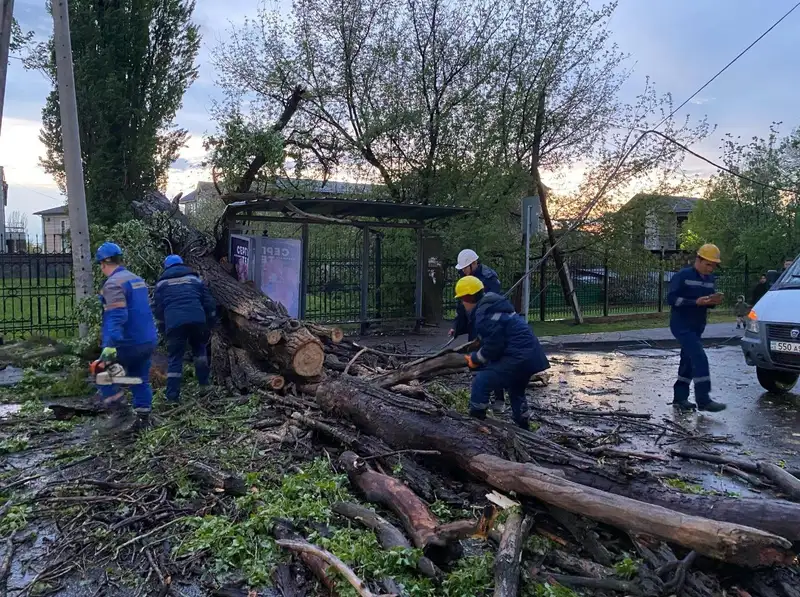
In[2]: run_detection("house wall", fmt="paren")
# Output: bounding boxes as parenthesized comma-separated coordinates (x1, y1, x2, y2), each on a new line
(643, 211, 679, 251)
(41, 214, 70, 252)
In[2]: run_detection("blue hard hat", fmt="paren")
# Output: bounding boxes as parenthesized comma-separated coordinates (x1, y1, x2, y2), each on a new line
(164, 254, 183, 268)
(95, 242, 123, 263)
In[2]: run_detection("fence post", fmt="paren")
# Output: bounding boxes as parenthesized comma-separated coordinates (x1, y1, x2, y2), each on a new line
(658, 249, 665, 313)
(374, 231, 382, 321)
(539, 243, 547, 322)
(602, 251, 609, 317)
(744, 255, 749, 298)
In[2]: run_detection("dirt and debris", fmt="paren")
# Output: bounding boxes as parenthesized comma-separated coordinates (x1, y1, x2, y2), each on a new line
(1, 336, 800, 597)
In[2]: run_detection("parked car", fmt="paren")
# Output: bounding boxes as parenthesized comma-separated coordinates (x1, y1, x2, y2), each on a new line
(740, 255, 800, 393)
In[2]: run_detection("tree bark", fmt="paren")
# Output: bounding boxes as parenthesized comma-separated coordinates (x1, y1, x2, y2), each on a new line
(372, 352, 467, 389)
(493, 512, 533, 597)
(316, 378, 797, 564)
(132, 191, 329, 380)
(338, 451, 463, 565)
(187, 461, 247, 497)
(758, 463, 800, 502)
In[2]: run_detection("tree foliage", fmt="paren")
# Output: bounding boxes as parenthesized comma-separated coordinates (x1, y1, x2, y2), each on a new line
(27, 0, 200, 226)
(212, 0, 707, 263)
(682, 125, 800, 272)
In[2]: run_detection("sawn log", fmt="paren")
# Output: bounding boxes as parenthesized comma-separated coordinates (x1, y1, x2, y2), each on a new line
(316, 378, 796, 566)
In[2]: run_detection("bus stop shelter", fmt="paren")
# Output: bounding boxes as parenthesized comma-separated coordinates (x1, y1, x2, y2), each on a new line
(222, 197, 473, 332)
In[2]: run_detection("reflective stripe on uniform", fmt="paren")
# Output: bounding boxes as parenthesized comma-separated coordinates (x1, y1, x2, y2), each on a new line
(684, 280, 715, 289)
(491, 313, 502, 321)
(167, 372, 182, 378)
(693, 376, 711, 383)
(104, 302, 126, 311)
(676, 376, 691, 384)
(475, 349, 488, 364)
(675, 298, 686, 306)
(131, 281, 148, 290)
(156, 275, 200, 288)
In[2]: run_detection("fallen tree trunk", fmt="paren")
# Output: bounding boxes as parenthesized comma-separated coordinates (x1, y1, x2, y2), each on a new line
(132, 191, 340, 381)
(372, 353, 467, 389)
(494, 511, 533, 597)
(316, 378, 796, 565)
(338, 451, 463, 565)
(187, 461, 247, 497)
(758, 462, 800, 502)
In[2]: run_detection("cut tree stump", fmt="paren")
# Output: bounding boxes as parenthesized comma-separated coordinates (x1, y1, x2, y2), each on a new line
(187, 461, 247, 497)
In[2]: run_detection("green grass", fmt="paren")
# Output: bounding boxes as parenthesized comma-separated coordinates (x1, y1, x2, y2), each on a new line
(530, 311, 736, 337)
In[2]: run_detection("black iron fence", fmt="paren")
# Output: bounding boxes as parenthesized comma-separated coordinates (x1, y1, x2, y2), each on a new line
(0, 252, 77, 340)
(1, 240, 763, 340)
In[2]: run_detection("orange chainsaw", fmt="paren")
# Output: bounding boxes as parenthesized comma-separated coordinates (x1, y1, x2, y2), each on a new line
(89, 359, 143, 386)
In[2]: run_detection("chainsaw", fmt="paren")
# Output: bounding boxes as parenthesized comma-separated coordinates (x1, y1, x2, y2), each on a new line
(89, 359, 143, 386)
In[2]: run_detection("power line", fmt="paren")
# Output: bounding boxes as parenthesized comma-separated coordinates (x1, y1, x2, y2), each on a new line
(656, 1, 800, 129)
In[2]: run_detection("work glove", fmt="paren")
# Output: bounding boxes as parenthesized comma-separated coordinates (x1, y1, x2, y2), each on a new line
(100, 347, 117, 362)
(465, 354, 480, 370)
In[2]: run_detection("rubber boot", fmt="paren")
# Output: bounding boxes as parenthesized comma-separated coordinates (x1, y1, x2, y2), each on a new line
(698, 399, 726, 413)
(100, 401, 135, 435)
(469, 407, 487, 420)
(514, 416, 531, 431)
(671, 400, 697, 412)
(131, 409, 153, 432)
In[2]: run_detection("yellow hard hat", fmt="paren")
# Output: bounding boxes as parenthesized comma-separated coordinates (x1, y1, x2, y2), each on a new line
(697, 243, 721, 263)
(454, 276, 485, 298)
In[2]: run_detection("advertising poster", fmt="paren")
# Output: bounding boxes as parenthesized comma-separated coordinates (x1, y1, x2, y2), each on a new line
(230, 235, 252, 283)
(261, 238, 302, 318)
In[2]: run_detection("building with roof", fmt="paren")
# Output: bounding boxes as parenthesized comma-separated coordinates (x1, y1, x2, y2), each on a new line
(33, 205, 70, 253)
(623, 194, 700, 253)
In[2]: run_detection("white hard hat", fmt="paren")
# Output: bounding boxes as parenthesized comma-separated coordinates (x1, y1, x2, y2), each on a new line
(456, 249, 479, 271)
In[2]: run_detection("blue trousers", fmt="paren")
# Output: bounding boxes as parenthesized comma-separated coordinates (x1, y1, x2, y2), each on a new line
(470, 360, 531, 425)
(166, 324, 210, 401)
(98, 343, 155, 411)
(673, 329, 711, 406)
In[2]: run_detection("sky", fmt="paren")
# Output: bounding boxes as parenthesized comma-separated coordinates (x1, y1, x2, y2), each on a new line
(2, 0, 799, 237)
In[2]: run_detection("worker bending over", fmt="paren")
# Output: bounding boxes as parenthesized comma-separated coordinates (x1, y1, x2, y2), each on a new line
(456, 276, 549, 429)
(96, 242, 158, 432)
(667, 244, 726, 412)
(154, 255, 217, 403)
(449, 249, 506, 412)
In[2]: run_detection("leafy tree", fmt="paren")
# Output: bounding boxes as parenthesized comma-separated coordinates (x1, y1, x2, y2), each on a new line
(27, 0, 200, 226)
(10, 18, 33, 53)
(682, 125, 800, 273)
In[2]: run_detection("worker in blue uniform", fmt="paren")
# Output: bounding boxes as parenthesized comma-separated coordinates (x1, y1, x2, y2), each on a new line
(154, 255, 217, 403)
(95, 242, 159, 432)
(667, 244, 727, 412)
(456, 276, 550, 429)
(449, 249, 506, 412)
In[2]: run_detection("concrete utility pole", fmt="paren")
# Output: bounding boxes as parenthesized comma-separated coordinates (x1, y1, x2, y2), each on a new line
(52, 0, 93, 336)
(0, 0, 14, 139)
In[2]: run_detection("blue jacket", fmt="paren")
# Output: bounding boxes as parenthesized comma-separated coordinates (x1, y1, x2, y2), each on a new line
(469, 293, 550, 373)
(668, 265, 716, 334)
(100, 267, 158, 348)
(153, 264, 217, 333)
(453, 264, 501, 339)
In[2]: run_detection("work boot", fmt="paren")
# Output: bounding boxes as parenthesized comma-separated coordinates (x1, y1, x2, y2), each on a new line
(671, 400, 697, 413)
(697, 400, 727, 413)
(131, 410, 152, 433)
(469, 407, 487, 420)
(100, 402, 136, 435)
(514, 416, 531, 431)
(490, 398, 506, 415)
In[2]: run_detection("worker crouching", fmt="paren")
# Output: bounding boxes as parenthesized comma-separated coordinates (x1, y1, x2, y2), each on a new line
(455, 276, 550, 429)
(96, 242, 158, 432)
(154, 255, 217, 404)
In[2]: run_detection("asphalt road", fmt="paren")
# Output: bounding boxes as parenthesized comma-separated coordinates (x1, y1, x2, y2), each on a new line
(539, 345, 800, 469)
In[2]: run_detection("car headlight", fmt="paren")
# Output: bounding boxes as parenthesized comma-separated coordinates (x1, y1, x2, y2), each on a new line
(747, 311, 759, 334)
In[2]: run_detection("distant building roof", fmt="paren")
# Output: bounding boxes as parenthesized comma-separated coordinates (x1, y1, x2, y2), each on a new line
(626, 194, 700, 214)
(180, 178, 382, 204)
(34, 205, 69, 216)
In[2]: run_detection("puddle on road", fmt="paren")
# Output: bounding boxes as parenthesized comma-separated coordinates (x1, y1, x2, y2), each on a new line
(0, 403, 21, 418)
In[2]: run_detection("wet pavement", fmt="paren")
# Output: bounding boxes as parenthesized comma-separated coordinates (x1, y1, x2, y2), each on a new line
(538, 345, 800, 468)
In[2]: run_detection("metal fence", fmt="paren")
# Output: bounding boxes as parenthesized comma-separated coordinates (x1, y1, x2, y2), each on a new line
(0, 252, 77, 340)
(0, 239, 762, 340)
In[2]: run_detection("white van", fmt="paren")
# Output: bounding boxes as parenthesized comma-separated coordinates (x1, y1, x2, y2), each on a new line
(741, 257, 800, 393)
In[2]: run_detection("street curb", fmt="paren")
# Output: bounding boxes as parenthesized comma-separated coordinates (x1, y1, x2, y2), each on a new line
(540, 335, 743, 352)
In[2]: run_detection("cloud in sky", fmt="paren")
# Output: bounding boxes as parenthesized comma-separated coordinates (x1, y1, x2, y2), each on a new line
(3, 0, 799, 233)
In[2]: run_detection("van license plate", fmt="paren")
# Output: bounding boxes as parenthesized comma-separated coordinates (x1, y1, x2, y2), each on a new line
(770, 341, 800, 354)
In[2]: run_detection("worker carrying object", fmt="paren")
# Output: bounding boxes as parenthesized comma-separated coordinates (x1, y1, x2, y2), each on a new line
(455, 275, 550, 430)
(95, 242, 159, 432)
(154, 255, 217, 404)
(449, 249, 506, 412)
(667, 243, 727, 413)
